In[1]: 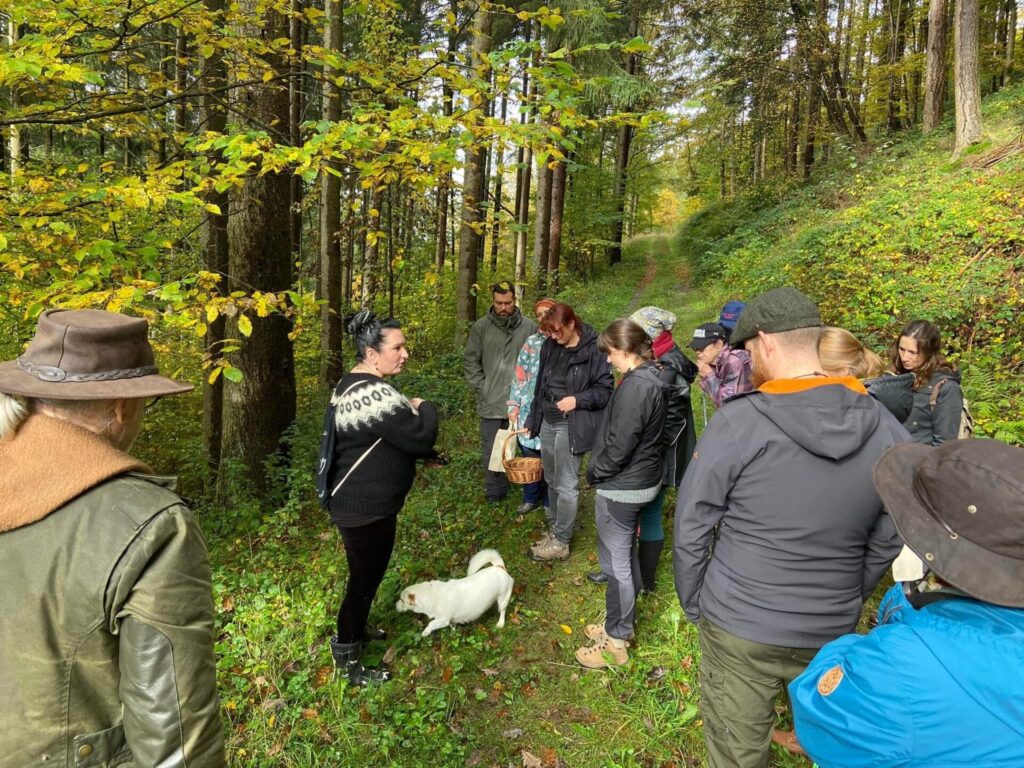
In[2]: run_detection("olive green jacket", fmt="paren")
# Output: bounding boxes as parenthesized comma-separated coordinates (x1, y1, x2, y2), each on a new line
(0, 417, 224, 768)
(463, 308, 537, 419)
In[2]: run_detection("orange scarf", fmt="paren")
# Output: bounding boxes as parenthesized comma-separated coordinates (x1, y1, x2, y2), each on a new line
(0, 415, 150, 532)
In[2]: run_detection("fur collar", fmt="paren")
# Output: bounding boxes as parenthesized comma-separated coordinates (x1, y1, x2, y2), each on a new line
(0, 414, 150, 532)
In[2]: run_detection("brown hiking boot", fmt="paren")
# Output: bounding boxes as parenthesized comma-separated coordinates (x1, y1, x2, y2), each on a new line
(530, 536, 569, 561)
(575, 637, 629, 669)
(584, 623, 608, 642)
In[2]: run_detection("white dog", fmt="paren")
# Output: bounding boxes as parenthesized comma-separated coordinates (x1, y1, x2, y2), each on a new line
(396, 549, 514, 637)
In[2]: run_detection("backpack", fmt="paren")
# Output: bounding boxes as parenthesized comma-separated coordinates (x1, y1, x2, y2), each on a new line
(929, 377, 975, 439)
(316, 380, 383, 509)
(315, 399, 337, 509)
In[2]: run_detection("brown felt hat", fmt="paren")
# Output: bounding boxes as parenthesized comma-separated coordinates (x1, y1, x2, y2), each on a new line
(873, 440, 1024, 607)
(0, 308, 193, 401)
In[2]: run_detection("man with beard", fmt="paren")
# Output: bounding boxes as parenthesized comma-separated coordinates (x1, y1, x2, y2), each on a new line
(464, 281, 536, 503)
(673, 286, 908, 768)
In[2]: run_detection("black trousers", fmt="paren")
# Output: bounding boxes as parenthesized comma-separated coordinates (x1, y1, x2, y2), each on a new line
(480, 417, 510, 501)
(335, 515, 397, 643)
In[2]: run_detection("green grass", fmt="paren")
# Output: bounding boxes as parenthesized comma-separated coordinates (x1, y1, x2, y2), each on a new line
(152, 82, 1024, 767)
(195, 233, 820, 767)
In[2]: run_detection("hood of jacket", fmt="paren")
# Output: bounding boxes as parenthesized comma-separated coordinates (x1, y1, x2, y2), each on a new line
(568, 323, 599, 356)
(0, 414, 150, 532)
(486, 306, 524, 332)
(748, 377, 880, 461)
(928, 367, 962, 387)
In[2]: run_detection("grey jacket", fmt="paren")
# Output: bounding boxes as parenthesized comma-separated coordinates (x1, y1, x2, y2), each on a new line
(0, 474, 225, 767)
(463, 308, 537, 419)
(904, 369, 963, 446)
(673, 378, 909, 649)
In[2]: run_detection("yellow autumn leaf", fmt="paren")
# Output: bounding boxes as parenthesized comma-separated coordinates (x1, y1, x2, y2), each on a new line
(195, 322, 207, 337)
(237, 314, 253, 337)
(206, 304, 218, 323)
(560, 624, 573, 635)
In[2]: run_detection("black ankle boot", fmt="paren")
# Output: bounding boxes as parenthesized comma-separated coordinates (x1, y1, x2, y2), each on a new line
(638, 539, 664, 594)
(330, 638, 390, 686)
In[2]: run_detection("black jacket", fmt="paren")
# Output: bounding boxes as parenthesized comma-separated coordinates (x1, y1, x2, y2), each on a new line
(526, 324, 614, 455)
(904, 369, 963, 446)
(587, 362, 667, 491)
(657, 345, 697, 487)
(863, 372, 915, 423)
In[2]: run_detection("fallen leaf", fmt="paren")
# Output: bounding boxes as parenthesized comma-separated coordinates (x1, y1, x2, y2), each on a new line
(681, 655, 694, 671)
(382, 645, 398, 665)
(481, 668, 500, 677)
(221, 596, 235, 613)
(442, 666, 454, 683)
(559, 624, 573, 635)
(315, 665, 333, 686)
(570, 575, 584, 586)
(318, 531, 332, 541)
(541, 747, 561, 767)
(647, 666, 667, 683)
(301, 708, 319, 720)
(502, 728, 525, 739)
(465, 751, 483, 767)
(359, 705, 371, 723)
(260, 698, 285, 712)
(522, 749, 542, 768)
(510, 614, 522, 625)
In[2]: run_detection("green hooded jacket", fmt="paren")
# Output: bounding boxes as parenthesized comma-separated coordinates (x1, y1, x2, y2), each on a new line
(463, 308, 536, 419)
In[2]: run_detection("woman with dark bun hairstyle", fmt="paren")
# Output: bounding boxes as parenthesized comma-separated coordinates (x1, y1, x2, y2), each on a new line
(891, 320, 964, 446)
(319, 311, 439, 685)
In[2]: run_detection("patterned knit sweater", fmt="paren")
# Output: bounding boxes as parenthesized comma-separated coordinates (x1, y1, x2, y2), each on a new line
(327, 373, 439, 526)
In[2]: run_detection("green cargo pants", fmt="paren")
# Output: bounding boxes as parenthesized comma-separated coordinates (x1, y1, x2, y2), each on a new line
(698, 618, 819, 768)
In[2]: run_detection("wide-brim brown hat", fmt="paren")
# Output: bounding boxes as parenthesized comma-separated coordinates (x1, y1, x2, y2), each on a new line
(0, 308, 193, 400)
(873, 440, 1024, 607)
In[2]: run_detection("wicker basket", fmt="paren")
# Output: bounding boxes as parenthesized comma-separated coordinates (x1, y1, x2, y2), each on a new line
(501, 429, 543, 485)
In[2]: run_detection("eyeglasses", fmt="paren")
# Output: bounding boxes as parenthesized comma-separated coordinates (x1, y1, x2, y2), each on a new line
(144, 397, 162, 412)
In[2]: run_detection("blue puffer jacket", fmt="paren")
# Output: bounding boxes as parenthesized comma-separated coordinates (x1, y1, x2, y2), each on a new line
(789, 583, 1024, 767)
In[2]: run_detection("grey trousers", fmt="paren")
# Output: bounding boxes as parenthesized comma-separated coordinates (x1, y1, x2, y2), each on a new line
(539, 419, 582, 544)
(479, 418, 510, 500)
(594, 494, 644, 640)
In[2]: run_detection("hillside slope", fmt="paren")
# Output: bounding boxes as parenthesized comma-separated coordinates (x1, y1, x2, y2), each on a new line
(677, 83, 1024, 444)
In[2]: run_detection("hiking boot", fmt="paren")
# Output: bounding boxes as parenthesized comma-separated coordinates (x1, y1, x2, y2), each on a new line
(530, 537, 569, 561)
(586, 570, 608, 584)
(584, 623, 608, 642)
(516, 501, 539, 515)
(330, 638, 390, 686)
(575, 636, 629, 669)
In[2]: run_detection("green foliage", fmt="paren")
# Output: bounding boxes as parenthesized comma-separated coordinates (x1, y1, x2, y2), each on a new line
(676, 82, 1024, 444)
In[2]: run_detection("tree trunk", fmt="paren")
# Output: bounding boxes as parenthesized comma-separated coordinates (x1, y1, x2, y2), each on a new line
(513, 25, 538, 301)
(455, 4, 492, 337)
(607, 14, 638, 266)
(547, 157, 566, 295)
(223, 0, 297, 497)
(362, 186, 384, 305)
(533, 153, 552, 293)
(923, 0, 949, 131)
(434, 0, 457, 274)
(8, 22, 20, 176)
(320, 0, 345, 388)
(489, 93, 507, 274)
(1004, 0, 1016, 84)
(201, 0, 229, 474)
(953, 0, 984, 153)
(289, 0, 304, 272)
(803, 77, 820, 179)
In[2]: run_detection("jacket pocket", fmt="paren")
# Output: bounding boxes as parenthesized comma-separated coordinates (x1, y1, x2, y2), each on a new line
(74, 724, 133, 767)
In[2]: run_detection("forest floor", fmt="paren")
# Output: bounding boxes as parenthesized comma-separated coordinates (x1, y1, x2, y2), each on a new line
(199, 232, 820, 768)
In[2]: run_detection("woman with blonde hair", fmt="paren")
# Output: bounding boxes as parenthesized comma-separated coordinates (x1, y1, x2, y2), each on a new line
(819, 327, 914, 423)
